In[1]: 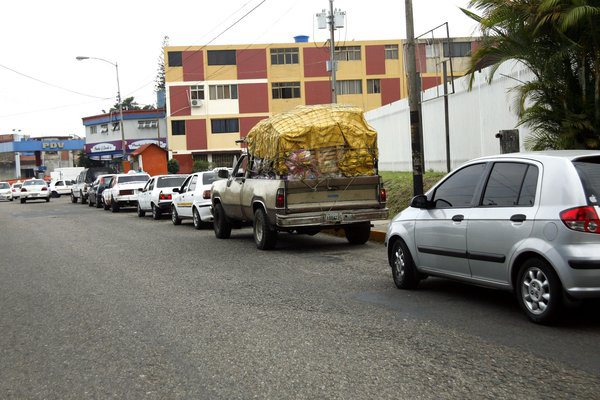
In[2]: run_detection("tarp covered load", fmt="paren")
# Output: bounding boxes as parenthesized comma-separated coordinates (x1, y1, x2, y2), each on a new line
(246, 104, 378, 178)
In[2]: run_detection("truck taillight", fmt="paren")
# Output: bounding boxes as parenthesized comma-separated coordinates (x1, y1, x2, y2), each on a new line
(560, 206, 600, 234)
(276, 188, 285, 208)
(203, 190, 211, 199)
(379, 188, 387, 203)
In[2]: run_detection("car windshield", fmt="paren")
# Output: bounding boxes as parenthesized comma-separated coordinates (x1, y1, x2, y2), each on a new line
(157, 176, 187, 188)
(23, 180, 45, 186)
(118, 175, 150, 184)
(13, 184, 21, 188)
(0, 183, 9, 189)
(202, 172, 218, 185)
(573, 157, 600, 205)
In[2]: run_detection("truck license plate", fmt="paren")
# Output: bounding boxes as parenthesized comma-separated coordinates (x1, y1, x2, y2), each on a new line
(325, 212, 342, 222)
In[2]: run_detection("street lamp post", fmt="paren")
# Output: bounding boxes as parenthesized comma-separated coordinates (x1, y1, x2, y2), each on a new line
(76, 56, 126, 170)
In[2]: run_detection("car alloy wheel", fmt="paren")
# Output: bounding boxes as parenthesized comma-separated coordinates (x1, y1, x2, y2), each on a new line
(152, 204, 161, 220)
(137, 203, 145, 217)
(390, 240, 418, 289)
(521, 267, 550, 315)
(193, 208, 201, 230)
(517, 258, 562, 324)
(171, 206, 182, 225)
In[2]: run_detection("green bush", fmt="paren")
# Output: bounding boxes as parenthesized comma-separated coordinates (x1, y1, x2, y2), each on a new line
(167, 158, 180, 174)
(192, 160, 213, 172)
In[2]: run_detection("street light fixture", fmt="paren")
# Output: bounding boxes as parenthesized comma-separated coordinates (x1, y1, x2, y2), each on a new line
(76, 56, 126, 169)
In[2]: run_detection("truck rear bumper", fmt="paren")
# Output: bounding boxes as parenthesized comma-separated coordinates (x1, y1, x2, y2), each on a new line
(276, 208, 388, 228)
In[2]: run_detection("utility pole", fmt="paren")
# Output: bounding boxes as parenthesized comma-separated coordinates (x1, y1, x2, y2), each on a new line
(404, 0, 424, 195)
(316, 1, 345, 104)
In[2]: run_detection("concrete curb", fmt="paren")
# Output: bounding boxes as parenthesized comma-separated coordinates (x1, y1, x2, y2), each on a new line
(323, 222, 388, 244)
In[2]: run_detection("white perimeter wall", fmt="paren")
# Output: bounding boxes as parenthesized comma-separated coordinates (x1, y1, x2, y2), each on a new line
(366, 61, 535, 172)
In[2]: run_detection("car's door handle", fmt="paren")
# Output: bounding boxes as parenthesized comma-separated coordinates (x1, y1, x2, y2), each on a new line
(452, 214, 464, 222)
(510, 214, 526, 222)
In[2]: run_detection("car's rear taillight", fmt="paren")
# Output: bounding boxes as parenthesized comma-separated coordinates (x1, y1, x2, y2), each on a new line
(276, 188, 285, 208)
(379, 187, 387, 203)
(203, 190, 211, 200)
(159, 192, 172, 200)
(41, 186, 48, 191)
(560, 206, 600, 234)
(21, 188, 27, 192)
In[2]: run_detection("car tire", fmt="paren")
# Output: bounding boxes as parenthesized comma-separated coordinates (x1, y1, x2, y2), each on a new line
(110, 197, 119, 212)
(96, 197, 103, 209)
(88, 196, 94, 207)
(103, 199, 110, 211)
(20, 198, 25, 204)
(516, 257, 563, 324)
(46, 196, 50, 203)
(71, 192, 77, 203)
(171, 206, 182, 225)
(9, 198, 13, 202)
(390, 239, 419, 290)
(51, 191, 59, 198)
(137, 203, 146, 217)
(213, 202, 232, 239)
(253, 207, 277, 250)
(192, 207, 202, 230)
(151, 204, 161, 220)
(80, 191, 87, 204)
(344, 222, 371, 245)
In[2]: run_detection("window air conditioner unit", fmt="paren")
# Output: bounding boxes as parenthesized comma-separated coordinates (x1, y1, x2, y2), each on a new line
(191, 99, 203, 107)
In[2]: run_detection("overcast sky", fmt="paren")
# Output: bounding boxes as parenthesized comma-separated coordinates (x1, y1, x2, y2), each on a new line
(0, 0, 479, 138)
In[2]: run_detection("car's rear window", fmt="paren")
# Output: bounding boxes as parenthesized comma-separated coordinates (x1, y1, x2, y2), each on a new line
(573, 157, 600, 205)
(118, 175, 150, 184)
(0, 183, 9, 189)
(157, 176, 187, 188)
(23, 180, 46, 186)
(202, 172, 217, 185)
(13, 184, 21, 188)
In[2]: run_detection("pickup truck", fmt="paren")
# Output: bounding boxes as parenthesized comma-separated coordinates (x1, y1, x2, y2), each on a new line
(210, 104, 388, 250)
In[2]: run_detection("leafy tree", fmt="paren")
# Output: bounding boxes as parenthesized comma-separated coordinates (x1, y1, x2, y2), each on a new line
(192, 159, 213, 172)
(462, 0, 600, 149)
(156, 35, 169, 93)
(167, 158, 180, 174)
(75, 151, 104, 168)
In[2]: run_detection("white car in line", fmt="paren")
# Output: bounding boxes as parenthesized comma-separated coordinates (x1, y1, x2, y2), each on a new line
(0, 181, 13, 201)
(137, 174, 188, 220)
(11, 182, 22, 199)
(49, 180, 73, 197)
(19, 179, 51, 203)
(171, 171, 222, 229)
(102, 173, 150, 212)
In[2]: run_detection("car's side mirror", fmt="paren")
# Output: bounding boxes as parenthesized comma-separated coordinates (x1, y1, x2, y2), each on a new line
(217, 169, 229, 179)
(410, 194, 432, 209)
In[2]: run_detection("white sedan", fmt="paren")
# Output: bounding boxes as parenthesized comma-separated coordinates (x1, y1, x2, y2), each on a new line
(49, 180, 73, 197)
(11, 182, 22, 199)
(137, 174, 188, 220)
(102, 173, 150, 212)
(171, 171, 221, 229)
(19, 179, 51, 203)
(0, 181, 13, 201)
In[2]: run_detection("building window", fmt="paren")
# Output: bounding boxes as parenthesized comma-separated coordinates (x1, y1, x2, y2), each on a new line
(100, 124, 108, 133)
(212, 152, 239, 167)
(168, 51, 183, 67)
(270, 48, 299, 65)
(138, 120, 158, 129)
(207, 50, 236, 66)
(385, 44, 399, 59)
(272, 82, 301, 99)
(334, 46, 361, 61)
(443, 42, 471, 57)
(171, 120, 186, 136)
(209, 84, 238, 100)
(336, 80, 363, 95)
(190, 85, 205, 100)
(90, 126, 97, 134)
(367, 79, 381, 94)
(211, 118, 239, 134)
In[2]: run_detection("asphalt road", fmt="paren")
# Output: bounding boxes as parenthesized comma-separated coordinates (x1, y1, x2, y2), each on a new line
(1, 197, 599, 399)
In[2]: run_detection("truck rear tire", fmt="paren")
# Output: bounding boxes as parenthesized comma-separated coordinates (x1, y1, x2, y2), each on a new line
(71, 193, 77, 203)
(213, 202, 232, 239)
(254, 208, 277, 250)
(344, 222, 371, 245)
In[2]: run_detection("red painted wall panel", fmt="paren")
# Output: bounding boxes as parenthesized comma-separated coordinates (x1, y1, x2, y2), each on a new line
(421, 76, 441, 91)
(381, 78, 401, 106)
(416, 44, 427, 73)
(305, 80, 332, 105)
(237, 49, 267, 79)
(185, 119, 207, 151)
(169, 86, 191, 116)
(173, 154, 193, 174)
(366, 45, 386, 75)
(238, 83, 269, 113)
(183, 50, 204, 81)
(240, 116, 268, 139)
(303, 47, 330, 77)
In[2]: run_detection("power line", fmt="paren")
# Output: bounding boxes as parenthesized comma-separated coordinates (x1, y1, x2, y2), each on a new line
(0, 63, 108, 99)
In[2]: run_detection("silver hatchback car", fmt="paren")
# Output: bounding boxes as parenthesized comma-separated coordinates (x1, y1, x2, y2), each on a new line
(385, 151, 600, 324)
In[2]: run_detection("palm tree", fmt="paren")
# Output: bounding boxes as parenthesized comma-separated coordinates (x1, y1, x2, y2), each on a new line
(462, 0, 600, 149)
